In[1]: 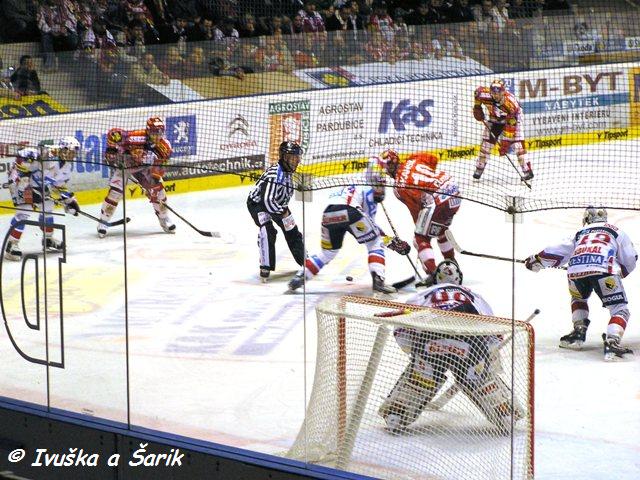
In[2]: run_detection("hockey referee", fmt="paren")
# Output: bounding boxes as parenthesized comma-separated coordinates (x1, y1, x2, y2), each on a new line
(247, 141, 305, 281)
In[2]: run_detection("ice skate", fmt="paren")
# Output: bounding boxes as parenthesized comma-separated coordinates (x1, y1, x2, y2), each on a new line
(4, 240, 22, 261)
(559, 319, 589, 350)
(372, 272, 396, 294)
(602, 334, 633, 361)
(158, 215, 176, 234)
(97, 223, 107, 238)
(472, 167, 484, 180)
(522, 170, 534, 181)
(260, 268, 270, 283)
(287, 272, 305, 291)
(43, 237, 64, 251)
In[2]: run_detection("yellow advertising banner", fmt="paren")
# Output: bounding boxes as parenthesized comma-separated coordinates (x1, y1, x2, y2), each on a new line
(0, 94, 68, 120)
(628, 67, 640, 126)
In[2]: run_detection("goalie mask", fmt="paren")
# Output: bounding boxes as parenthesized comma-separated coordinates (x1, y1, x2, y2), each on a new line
(583, 206, 607, 226)
(365, 157, 386, 203)
(434, 260, 463, 285)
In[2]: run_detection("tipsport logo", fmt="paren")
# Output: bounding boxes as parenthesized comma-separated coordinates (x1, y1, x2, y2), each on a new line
(166, 115, 197, 157)
(378, 99, 434, 134)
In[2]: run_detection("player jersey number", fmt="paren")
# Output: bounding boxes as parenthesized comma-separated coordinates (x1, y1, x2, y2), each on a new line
(578, 232, 611, 246)
(409, 163, 440, 187)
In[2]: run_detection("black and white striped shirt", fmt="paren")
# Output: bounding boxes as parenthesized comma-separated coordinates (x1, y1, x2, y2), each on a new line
(248, 163, 294, 215)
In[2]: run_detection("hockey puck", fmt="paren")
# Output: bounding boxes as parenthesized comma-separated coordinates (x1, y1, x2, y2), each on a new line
(346, 276, 353, 282)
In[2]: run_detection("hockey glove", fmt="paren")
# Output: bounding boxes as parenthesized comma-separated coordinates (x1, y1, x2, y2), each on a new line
(63, 197, 80, 216)
(384, 236, 411, 256)
(473, 105, 485, 122)
(524, 254, 543, 272)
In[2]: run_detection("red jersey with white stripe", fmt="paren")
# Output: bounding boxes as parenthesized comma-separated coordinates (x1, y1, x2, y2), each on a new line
(474, 86, 522, 124)
(106, 128, 172, 163)
(393, 155, 459, 222)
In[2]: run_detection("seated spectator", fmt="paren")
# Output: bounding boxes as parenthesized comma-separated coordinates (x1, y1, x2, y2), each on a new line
(75, 2, 94, 35)
(10, 55, 44, 95)
(126, 20, 148, 57)
(433, 28, 466, 59)
(158, 46, 186, 78)
(368, 2, 395, 43)
(123, 0, 154, 23)
(129, 52, 170, 86)
(232, 42, 261, 74)
(208, 47, 245, 80)
(474, 0, 500, 35)
(410, 36, 436, 60)
(146, 0, 174, 28)
(298, 1, 326, 37)
(259, 36, 295, 73)
(364, 30, 391, 62)
(160, 17, 189, 54)
(183, 46, 209, 77)
(96, 47, 128, 103)
(509, 0, 534, 19)
(448, 0, 476, 23)
(214, 17, 240, 50)
(238, 13, 260, 38)
(82, 19, 116, 54)
(1, 0, 38, 41)
(188, 16, 216, 42)
(38, 0, 79, 70)
(0, 65, 21, 101)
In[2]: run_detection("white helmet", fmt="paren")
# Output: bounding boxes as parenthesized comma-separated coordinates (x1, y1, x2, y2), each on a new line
(57, 136, 80, 151)
(582, 206, 607, 226)
(434, 260, 463, 285)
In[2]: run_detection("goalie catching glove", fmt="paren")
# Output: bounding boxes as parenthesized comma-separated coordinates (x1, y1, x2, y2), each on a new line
(524, 254, 543, 272)
(384, 236, 411, 255)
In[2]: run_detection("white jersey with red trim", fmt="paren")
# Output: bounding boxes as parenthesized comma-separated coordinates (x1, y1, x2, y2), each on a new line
(536, 221, 637, 278)
(405, 283, 494, 315)
(327, 185, 379, 220)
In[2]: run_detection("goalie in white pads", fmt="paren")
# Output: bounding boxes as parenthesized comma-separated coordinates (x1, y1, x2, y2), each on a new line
(5, 138, 81, 260)
(525, 207, 637, 361)
(287, 158, 410, 294)
(378, 260, 522, 433)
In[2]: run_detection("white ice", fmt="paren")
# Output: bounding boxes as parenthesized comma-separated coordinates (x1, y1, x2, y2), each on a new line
(0, 141, 639, 480)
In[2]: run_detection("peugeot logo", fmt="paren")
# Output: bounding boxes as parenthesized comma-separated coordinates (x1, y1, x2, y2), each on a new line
(229, 115, 249, 138)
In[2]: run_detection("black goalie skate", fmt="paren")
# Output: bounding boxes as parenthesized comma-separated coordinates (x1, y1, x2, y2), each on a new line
(559, 319, 590, 350)
(602, 334, 633, 361)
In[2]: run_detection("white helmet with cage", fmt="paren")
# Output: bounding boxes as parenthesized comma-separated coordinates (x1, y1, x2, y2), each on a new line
(57, 136, 81, 151)
(582, 206, 607, 226)
(434, 260, 463, 285)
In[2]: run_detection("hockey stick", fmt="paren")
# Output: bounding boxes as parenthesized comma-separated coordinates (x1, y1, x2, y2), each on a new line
(426, 308, 540, 411)
(380, 203, 425, 285)
(445, 229, 567, 270)
(391, 275, 416, 290)
(52, 199, 130, 227)
(483, 121, 532, 190)
(128, 176, 228, 239)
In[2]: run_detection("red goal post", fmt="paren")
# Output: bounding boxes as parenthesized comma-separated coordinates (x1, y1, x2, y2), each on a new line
(288, 295, 535, 480)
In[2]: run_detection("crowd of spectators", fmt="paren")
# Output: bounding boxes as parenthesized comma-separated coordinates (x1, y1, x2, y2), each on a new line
(0, 0, 577, 104)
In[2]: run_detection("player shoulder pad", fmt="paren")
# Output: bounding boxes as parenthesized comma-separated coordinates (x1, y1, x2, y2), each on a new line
(474, 86, 489, 98)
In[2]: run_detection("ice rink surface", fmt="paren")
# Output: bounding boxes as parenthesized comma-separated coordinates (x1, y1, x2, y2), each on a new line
(0, 143, 639, 479)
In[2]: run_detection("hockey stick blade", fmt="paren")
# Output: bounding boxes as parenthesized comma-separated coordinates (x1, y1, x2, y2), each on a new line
(445, 230, 525, 264)
(391, 276, 416, 290)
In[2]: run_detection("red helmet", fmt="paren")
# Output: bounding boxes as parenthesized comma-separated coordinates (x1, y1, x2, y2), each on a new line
(146, 116, 165, 136)
(380, 149, 400, 177)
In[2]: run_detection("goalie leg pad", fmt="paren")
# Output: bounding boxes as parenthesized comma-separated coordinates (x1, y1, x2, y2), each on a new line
(461, 374, 523, 434)
(379, 358, 444, 431)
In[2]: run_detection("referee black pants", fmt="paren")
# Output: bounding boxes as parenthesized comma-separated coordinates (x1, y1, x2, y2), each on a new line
(247, 199, 305, 271)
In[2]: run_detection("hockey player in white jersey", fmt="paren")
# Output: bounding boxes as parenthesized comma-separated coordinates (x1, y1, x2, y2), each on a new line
(4, 138, 81, 260)
(379, 260, 522, 433)
(525, 207, 637, 361)
(287, 158, 410, 294)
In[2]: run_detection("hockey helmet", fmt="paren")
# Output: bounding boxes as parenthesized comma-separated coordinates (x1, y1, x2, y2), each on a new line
(380, 149, 400, 178)
(56, 136, 80, 161)
(434, 260, 463, 285)
(146, 116, 165, 139)
(365, 156, 387, 203)
(489, 79, 506, 101)
(582, 206, 607, 226)
(278, 141, 302, 173)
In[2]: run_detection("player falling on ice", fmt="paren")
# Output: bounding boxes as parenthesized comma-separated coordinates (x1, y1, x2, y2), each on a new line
(473, 79, 533, 181)
(287, 157, 410, 294)
(4, 137, 81, 260)
(525, 207, 637, 361)
(378, 260, 523, 434)
(382, 149, 461, 286)
(96, 116, 174, 237)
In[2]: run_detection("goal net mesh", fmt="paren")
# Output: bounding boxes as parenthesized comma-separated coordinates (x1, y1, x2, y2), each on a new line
(288, 295, 534, 480)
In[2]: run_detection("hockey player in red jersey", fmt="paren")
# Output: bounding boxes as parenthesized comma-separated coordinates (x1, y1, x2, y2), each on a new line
(97, 116, 174, 237)
(473, 79, 533, 181)
(382, 149, 461, 286)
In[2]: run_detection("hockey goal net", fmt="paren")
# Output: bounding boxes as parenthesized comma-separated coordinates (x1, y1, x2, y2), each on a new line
(287, 295, 534, 480)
